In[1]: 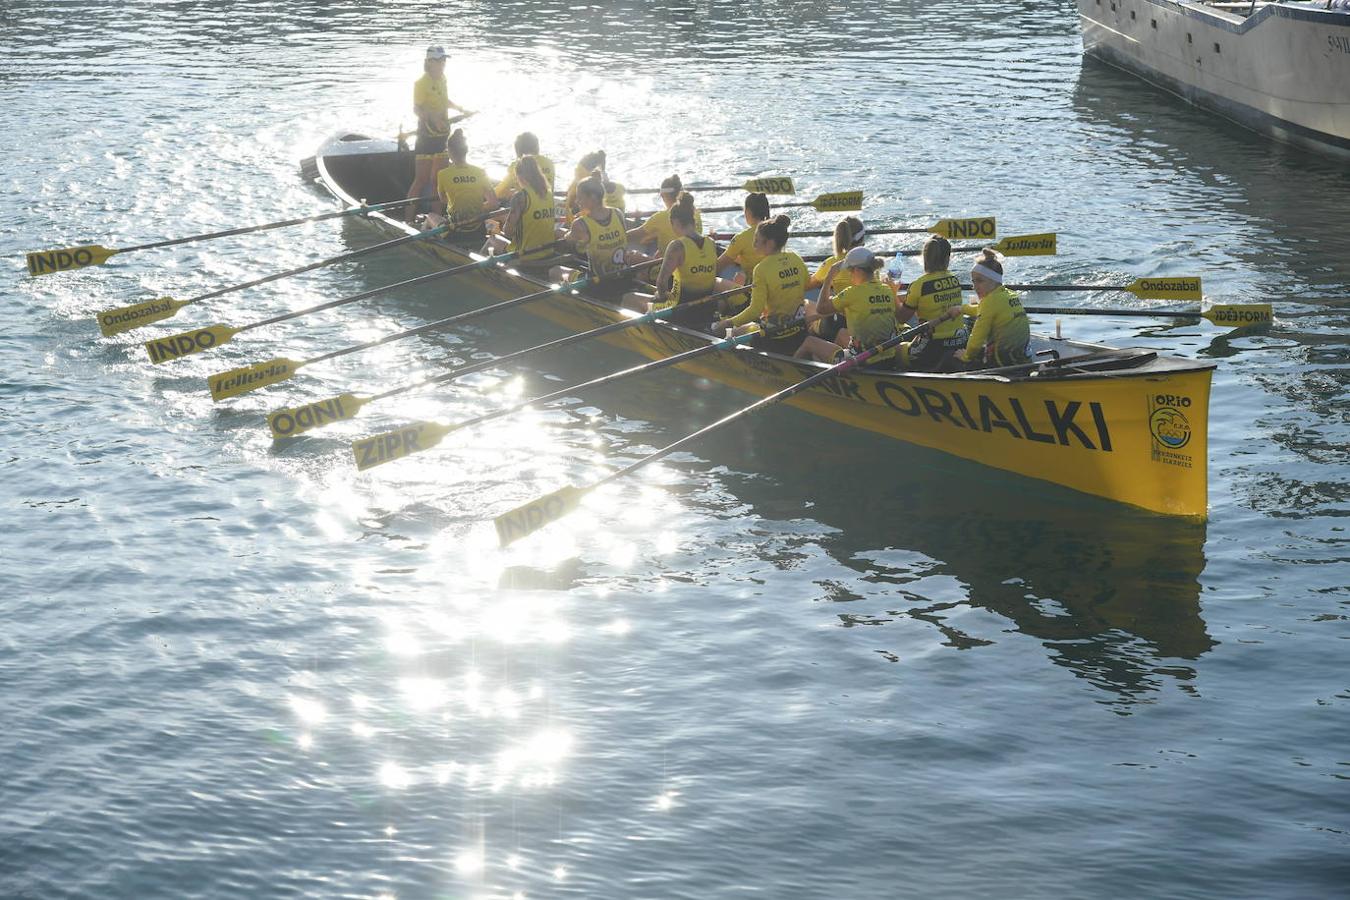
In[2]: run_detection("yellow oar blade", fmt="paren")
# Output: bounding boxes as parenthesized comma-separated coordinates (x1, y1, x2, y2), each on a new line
(994, 233, 1057, 257)
(813, 191, 863, 213)
(494, 485, 590, 546)
(269, 393, 369, 439)
(97, 296, 189, 336)
(931, 217, 997, 241)
(351, 421, 455, 471)
(144, 324, 239, 364)
(742, 177, 795, 195)
(1203, 303, 1273, 327)
(25, 244, 118, 276)
(1126, 277, 1202, 301)
(208, 357, 301, 402)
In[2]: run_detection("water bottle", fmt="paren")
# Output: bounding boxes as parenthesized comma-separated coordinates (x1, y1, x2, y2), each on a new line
(885, 254, 904, 283)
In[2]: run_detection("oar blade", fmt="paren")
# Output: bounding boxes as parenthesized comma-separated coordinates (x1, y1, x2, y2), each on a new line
(144, 324, 238, 364)
(494, 485, 589, 546)
(25, 244, 117, 277)
(1203, 303, 1273, 327)
(351, 421, 454, 471)
(812, 191, 863, 213)
(930, 218, 997, 241)
(995, 233, 1057, 257)
(269, 393, 369, 439)
(208, 357, 301, 402)
(97, 296, 187, 336)
(741, 177, 795, 195)
(1127, 277, 1202, 300)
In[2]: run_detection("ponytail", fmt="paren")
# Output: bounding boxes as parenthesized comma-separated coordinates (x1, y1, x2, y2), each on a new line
(976, 248, 1003, 276)
(744, 191, 770, 223)
(831, 216, 865, 257)
(445, 128, 468, 164)
(659, 173, 682, 197)
(577, 170, 606, 205)
(756, 214, 790, 250)
(670, 191, 698, 229)
(516, 155, 548, 197)
(922, 235, 952, 274)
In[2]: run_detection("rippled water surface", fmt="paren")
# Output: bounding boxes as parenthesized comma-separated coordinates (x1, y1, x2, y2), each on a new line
(2, 1, 1348, 897)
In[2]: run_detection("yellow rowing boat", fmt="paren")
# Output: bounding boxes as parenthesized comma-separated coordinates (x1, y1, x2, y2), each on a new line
(305, 133, 1215, 518)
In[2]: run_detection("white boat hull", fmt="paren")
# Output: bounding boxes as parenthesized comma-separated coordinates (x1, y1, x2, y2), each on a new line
(1078, 0, 1350, 158)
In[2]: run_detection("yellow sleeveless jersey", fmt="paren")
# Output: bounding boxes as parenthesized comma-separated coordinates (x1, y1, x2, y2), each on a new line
(578, 207, 627, 280)
(436, 163, 489, 232)
(511, 182, 558, 261)
(724, 227, 767, 283)
(667, 235, 718, 305)
(730, 251, 808, 328)
(904, 271, 964, 340)
(965, 285, 1030, 366)
(834, 281, 899, 360)
(496, 156, 556, 199)
(637, 207, 702, 254)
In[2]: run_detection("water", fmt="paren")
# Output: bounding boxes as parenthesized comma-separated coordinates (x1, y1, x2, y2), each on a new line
(2, 1, 1348, 896)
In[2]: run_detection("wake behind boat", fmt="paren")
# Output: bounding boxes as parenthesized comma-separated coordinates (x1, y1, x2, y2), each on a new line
(300, 132, 1216, 519)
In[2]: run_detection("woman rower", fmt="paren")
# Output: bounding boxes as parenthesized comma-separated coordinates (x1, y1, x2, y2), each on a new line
(628, 175, 702, 258)
(713, 215, 810, 355)
(426, 129, 498, 243)
(622, 192, 723, 329)
(550, 171, 631, 300)
(806, 216, 867, 344)
(944, 248, 1030, 369)
(895, 235, 966, 372)
(715, 192, 771, 286)
(494, 132, 556, 201)
(485, 155, 558, 267)
(403, 46, 468, 223)
(564, 151, 626, 218)
(795, 247, 898, 366)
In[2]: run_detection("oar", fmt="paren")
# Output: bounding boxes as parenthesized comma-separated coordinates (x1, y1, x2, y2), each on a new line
(699, 191, 862, 215)
(788, 217, 997, 241)
(205, 259, 603, 402)
(622, 177, 796, 197)
(799, 233, 1058, 264)
(24, 198, 423, 277)
(492, 320, 932, 545)
(96, 223, 470, 336)
(270, 284, 753, 438)
(968, 277, 1204, 301)
(143, 242, 528, 364)
(1024, 303, 1273, 327)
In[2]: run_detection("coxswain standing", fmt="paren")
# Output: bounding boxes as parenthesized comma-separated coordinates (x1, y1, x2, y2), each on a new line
(895, 235, 966, 372)
(426, 128, 498, 243)
(495, 132, 556, 201)
(404, 46, 468, 223)
(795, 247, 899, 366)
(713, 215, 809, 355)
(550, 172, 632, 300)
(944, 249, 1031, 369)
(623, 192, 728, 329)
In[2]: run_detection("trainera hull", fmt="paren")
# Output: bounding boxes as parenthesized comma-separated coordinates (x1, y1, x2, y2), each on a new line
(1078, 0, 1350, 159)
(308, 135, 1215, 518)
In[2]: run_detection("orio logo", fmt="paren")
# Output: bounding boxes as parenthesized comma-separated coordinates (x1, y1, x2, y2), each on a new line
(1149, 407, 1192, 450)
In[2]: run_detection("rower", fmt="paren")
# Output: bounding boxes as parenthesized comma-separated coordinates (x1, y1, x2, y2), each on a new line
(623, 192, 724, 329)
(403, 46, 468, 223)
(550, 172, 632, 300)
(715, 192, 771, 287)
(628, 175, 702, 258)
(564, 151, 626, 218)
(945, 248, 1030, 369)
(495, 132, 556, 201)
(485, 155, 558, 268)
(895, 235, 966, 372)
(806, 216, 867, 344)
(713, 215, 810, 355)
(426, 128, 497, 243)
(795, 247, 898, 367)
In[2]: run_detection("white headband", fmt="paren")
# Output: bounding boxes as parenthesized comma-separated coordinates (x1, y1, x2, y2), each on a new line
(972, 263, 1003, 284)
(851, 225, 866, 244)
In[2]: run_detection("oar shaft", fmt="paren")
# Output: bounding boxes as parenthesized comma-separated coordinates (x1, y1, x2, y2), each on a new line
(1024, 306, 1198, 319)
(117, 199, 416, 254)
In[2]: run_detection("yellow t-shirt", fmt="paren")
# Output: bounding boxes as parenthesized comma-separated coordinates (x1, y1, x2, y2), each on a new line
(904, 271, 965, 341)
(511, 182, 558, 261)
(634, 207, 703, 254)
(495, 155, 556, 199)
(833, 282, 899, 357)
(731, 251, 808, 327)
(577, 207, 628, 280)
(436, 163, 490, 231)
(413, 74, 450, 136)
(964, 285, 1030, 366)
(812, 254, 853, 295)
(723, 227, 766, 283)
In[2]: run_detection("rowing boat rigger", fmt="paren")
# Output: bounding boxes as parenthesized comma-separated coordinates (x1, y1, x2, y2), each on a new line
(305, 133, 1215, 518)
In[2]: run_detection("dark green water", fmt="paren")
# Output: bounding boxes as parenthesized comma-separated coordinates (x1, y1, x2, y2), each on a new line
(2, 1, 1347, 897)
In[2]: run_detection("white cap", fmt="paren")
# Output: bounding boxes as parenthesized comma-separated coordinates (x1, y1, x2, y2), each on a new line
(843, 246, 876, 269)
(426, 45, 447, 60)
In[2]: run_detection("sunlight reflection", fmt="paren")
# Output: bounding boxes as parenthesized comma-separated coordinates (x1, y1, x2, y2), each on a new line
(454, 848, 484, 875)
(379, 761, 411, 790)
(398, 676, 450, 712)
(288, 695, 327, 725)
